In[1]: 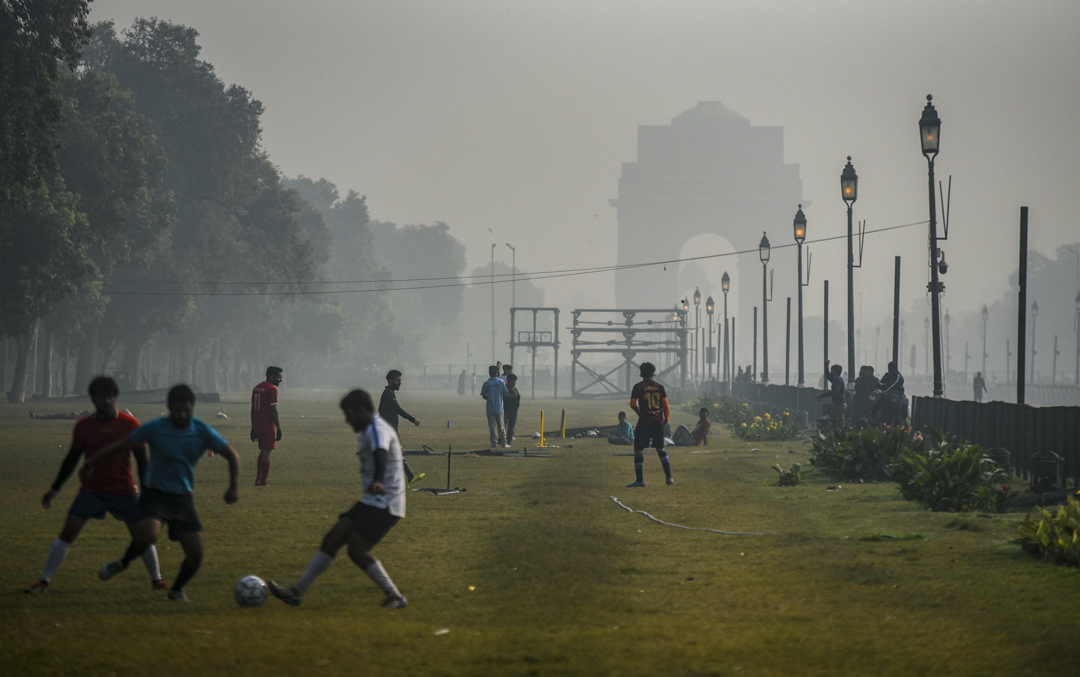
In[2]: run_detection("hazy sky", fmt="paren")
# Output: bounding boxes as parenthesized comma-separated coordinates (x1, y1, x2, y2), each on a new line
(90, 0, 1080, 354)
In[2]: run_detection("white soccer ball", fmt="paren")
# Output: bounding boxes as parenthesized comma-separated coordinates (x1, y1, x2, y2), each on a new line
(234, 575, 268, 607)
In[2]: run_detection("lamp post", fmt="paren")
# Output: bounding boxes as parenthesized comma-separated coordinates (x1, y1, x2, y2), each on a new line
(682, 297, 690, 377)
(722, 272, 731, 388)
(794, 205, 808, 386)
(706, 296, 715, 380)
(759, 232, 771, 383)
(841, 157, 858, 386)
(981, 305, 989, 377)
(491, 243, 496, 363)
(693, 287, 701, 382)
(920, 95, 945, 397)
(1031, 300, 1039, 384)
(505, 243, 516, 310)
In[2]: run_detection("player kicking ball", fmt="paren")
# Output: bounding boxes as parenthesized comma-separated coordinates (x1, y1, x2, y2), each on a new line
(268, 389, 408, 609)
(25, 376, 168, 593)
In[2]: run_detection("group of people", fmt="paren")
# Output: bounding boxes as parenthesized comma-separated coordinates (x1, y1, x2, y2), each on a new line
(479, 362, 521, 448)
(820, 359, 908, 432)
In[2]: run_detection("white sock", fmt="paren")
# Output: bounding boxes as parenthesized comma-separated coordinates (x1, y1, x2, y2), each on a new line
(294, 551, 334, 595)
(363, 559, 402, 598)
(141, 545, 163, 581)
(40, 538, 71, 582)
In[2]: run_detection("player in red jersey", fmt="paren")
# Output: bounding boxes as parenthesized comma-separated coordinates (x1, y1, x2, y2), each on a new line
(626, 362, 674, 487)
(25, 376, 167, 593)
(250, 367, 283, 485)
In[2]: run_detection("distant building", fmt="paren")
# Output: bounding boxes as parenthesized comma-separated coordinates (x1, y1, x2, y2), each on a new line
(610, 102, 803, 318)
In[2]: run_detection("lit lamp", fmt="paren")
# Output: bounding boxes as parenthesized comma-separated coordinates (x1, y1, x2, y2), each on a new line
(841, 157, 858, 385)
(794, 205, 808, 386)
(920, 94, 945, 397)
(759, 232, 771, 383)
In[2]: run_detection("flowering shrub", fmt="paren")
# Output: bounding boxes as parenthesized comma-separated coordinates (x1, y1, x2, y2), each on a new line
(1019, 493, 1080, 566)
(890, 429, 1012, 512)
(733, 411, 800, 441)
(684, 393, 751, 425)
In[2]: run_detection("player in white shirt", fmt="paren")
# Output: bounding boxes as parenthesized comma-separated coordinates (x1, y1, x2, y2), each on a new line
(268, 389, 408, 609)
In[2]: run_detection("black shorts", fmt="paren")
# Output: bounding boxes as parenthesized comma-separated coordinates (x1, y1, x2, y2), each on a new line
(339, 502, 400, 546)
(634, 419, 666, 451)
(138, 487, 202, 541)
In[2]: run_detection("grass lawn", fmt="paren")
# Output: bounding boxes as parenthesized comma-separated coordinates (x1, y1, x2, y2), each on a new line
(1, 388, 1078, 676)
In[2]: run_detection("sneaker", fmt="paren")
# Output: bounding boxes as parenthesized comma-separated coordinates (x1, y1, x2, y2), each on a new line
(151, 579, 170, 591)
(24, 580, 48, 594)
(503, 444, 512, 448)
(382, 595, 408, 609)
(268, 580, 302, 607)
(666, 476, 675, 485)
(166, 588, 190, 602)
(408, 472, 426, 485)
(99, 560, 127, 581)
(626, 480, 645, 488)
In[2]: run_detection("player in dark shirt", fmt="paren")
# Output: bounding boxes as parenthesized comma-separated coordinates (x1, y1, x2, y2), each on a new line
(378, 370, 423, 484)
(626, 362, 674, 487)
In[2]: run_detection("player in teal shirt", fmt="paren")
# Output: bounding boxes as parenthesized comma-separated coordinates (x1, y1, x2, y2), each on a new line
(82, 385, 240, 601)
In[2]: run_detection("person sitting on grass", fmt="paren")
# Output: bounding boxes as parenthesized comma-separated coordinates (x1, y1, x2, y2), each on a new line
(607, 411, 634, 445)
(691, 407, 711, 446)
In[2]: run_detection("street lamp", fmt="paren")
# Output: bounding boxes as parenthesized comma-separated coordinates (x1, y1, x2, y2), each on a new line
(722, 272, 731, 390)
(693, 287, 701, 382)
(841, 156, 858, 385)
(759, 232, 771, 383)
(981, 305, 989, 377)
(920, 94, 946, 397)
(794, 205, 808, 386)
(1031, 299, 1039, 383)
(706, 295, 715, 380)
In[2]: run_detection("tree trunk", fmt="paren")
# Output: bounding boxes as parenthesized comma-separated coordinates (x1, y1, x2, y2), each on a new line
(121, 335, 147, 392)
(73, 320, 100, 393)
(61, 339, 70, 397)
(41, 328, 54, 398)
(7, 334, 33, 403)
(179, 341, 193, 386)
(206, 339, 220, 393)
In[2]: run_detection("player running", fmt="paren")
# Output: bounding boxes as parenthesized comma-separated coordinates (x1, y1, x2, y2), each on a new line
(25, 376, 167, 593)
(82, 384, 241, 602)
(251, 366, 283, 486)
(267, 389, 408, 609)
(626, 362, 674, 487)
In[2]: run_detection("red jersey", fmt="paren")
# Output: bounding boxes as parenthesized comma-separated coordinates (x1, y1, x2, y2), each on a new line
(73, 411, 141, 496)
(251, 381, 278, 432)
(630, 379, 669, 422)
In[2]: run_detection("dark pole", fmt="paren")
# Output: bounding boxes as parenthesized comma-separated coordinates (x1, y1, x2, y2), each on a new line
(1017, 206, 1028, 404)
(731, 316, 736, 390)
(824, 280, 830, 373)
(724, 317, 730, 395)
(847, 200, 856, 386)
(892, 256, 901, 366)
(753, 307, 758, 383)
(785, 297, 791, 386)
(762, 264, 769, 382)
(797, 242, 805, 385)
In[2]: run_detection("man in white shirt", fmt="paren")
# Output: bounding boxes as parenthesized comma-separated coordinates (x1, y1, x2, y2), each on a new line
(268, 389, 408, 609)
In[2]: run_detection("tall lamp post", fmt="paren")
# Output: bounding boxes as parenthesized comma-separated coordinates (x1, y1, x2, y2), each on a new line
(981, 305, 989, 377)
(490, 243, 496, 363)
(794, 205, 808, 386)
(706, 296, 715, 380)
(505, 243, 516, 310)
(841, 157, 858, 385)
(759, 232, 771, 383)
(920, 94, 945, 397)
(682, 298, 690, 377)
(722, 272, 731, 388)
(1031, 300, 1039, 383)
(693, 287, 701, 382)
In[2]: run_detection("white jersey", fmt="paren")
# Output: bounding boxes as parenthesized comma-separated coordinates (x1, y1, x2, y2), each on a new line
(357, 414, 406, 518)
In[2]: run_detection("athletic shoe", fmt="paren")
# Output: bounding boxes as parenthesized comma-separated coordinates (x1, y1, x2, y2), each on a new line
(666, 476, 675, 485)
(166, 588, 190, 602)
(503, 444, 512, 448)
(24, 580, 48, 594)
(98, 560, 127, 581)
(268, 580, 302, 607)
(382, 595, 408, 609)
(626, 480, 645, 488)
(408, 472, 426, 485)
(151, 579, 170, 591)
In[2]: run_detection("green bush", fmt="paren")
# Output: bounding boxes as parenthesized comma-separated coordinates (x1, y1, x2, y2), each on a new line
(809, 425, 916, 482)
(890, 430, 1011, 512)
(683, 393, 752, 425)
(734, 410, 800, 441)
(1018, 493, 1080, 566)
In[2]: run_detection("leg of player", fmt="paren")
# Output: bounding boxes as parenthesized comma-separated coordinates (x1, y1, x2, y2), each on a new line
(166, 530, 203, 601)
(124, 519, 168, 590)
(100, 517, 159, 582)
(657, 445, 674, 485)
(268, 517, 353, 606)
(26, 514, 87, 592)
(256, 448, 272, 486)
(346, 531, 406, 608)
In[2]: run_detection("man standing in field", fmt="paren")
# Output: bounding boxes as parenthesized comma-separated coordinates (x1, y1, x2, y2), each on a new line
(627, 362, 674, 487)
(378, 369, 423, 484)
(504, 373, 521, 446)
(480, 365, 509, 448)
(82, 384, 241, 602)
(251, 366, 283, 486)
(25, 376, 168, 593)
(268, 389, 408, 609)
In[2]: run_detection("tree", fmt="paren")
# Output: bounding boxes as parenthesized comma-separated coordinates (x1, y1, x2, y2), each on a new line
(0, 0, 92, 202)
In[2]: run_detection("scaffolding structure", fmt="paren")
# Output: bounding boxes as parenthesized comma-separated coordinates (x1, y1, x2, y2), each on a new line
(508, 307, 560, 398)
(569, 309, 688, 399)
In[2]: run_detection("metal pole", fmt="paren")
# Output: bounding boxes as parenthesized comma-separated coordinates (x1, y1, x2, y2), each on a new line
(785, 297, 791, 385)
(892, 257, 901, 366)
(490, 244, 496, 363)
(847, 204, 856, 386)
(762, 264, 769, 383)
(797, 241, 805, 386)
(928, 157, 944, 397)
(724, 317, 731, 396)
(824, 280, 830, 374)
(753, 307, 758, 383)
(1017, 207, 1028, 404)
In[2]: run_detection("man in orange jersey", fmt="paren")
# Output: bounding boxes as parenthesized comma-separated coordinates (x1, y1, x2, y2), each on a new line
(626, 362, 674, 487)
(251, 367, 283, 485)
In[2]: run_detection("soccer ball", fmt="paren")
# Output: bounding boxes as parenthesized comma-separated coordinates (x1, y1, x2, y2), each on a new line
(234, 575, 268, 607)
